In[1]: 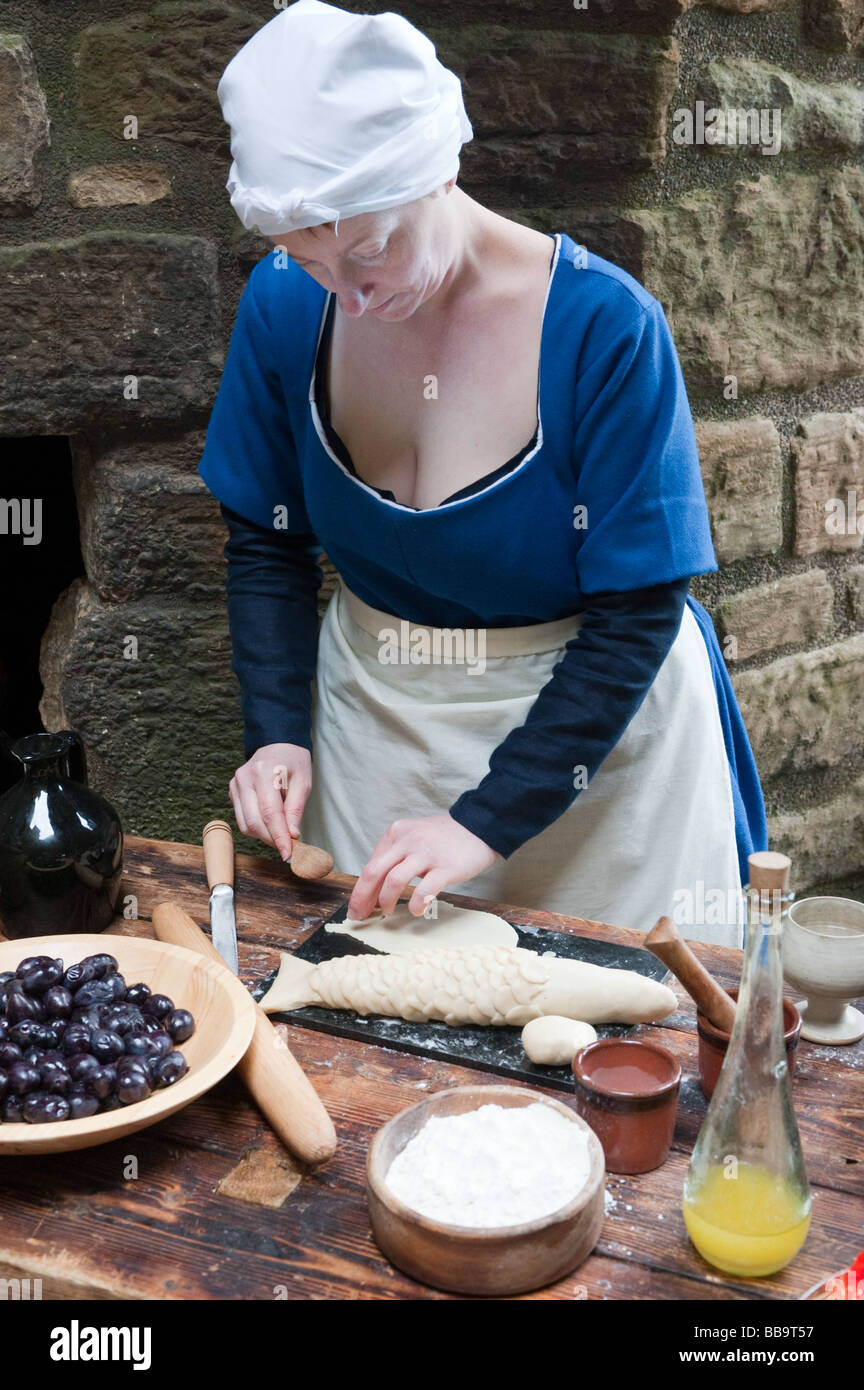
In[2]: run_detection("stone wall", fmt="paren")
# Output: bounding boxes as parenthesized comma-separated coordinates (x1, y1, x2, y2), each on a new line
(1, 0, 863, 895)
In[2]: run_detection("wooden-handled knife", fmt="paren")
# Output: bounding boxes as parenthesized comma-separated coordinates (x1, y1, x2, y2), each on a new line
(203, 820, 238, 975)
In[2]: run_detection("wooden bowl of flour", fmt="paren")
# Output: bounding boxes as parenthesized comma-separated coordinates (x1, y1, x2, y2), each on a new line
(366, 1085, 605, 1296)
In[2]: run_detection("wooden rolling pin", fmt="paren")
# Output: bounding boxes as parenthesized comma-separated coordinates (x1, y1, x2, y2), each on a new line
(644, 915, 737, 1033)
(151, 901, 337, 1167)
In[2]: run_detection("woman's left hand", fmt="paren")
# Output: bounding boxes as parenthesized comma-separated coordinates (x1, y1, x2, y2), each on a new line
(346, 814, 501, 919)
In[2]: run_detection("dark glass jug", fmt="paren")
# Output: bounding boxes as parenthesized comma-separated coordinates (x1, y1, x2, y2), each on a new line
(0, 730, 123, 938)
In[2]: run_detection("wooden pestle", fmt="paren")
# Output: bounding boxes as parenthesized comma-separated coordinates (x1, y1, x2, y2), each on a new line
(644, 915, 737, 1032)
(286, 836, 334, 881)
(152, 901, 337, 1166)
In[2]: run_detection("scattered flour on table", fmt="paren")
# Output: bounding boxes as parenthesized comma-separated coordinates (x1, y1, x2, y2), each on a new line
(384, 1102, 592, 1228)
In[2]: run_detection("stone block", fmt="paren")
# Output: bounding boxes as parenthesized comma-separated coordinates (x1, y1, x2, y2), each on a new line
(803, 0, 864, 53)
(0, 232, 222, 434)
(68, 164, 171, 207)
(695, 58, 864, 154)
(0, 33, 50, 214)
(453, 32, 678, 192)
(792, 409, 864, 558)
(770, 779, 864, 891)
(632, 170, 864, 394)
(733, 634, 864, 780)
(718, 571, 834, 661)
(694, 417, 783, 563)
(74, 1, 260, 148)
(71, 433, 227, 603)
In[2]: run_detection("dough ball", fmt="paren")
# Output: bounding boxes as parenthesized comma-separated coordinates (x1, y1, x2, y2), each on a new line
(521, 1016, 597, 1067)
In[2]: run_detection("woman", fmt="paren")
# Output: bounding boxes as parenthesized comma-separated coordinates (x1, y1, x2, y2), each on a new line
(200, 0, 767, 945)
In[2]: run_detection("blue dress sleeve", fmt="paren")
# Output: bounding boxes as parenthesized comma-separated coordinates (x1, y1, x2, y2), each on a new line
(572, 296, 716, 594)
(448, 579, 691, 858)
(220, 504, 323, 759)
(198, 257, 312, 534)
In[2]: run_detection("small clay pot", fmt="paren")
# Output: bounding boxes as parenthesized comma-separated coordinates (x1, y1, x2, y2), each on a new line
(697, 987, 801, 1100)
(571, 1038, 681, 1175)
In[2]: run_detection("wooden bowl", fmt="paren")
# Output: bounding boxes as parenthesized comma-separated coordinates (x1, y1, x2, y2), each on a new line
(366, 1085, 605, 1296)
(0, 933, 257, 1154)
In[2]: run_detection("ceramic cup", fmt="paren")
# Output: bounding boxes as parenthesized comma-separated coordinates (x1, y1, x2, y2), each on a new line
(571, 1038, 681, 1175)
(782, 897, 864, 1045)
(697, 987, 802, 1100)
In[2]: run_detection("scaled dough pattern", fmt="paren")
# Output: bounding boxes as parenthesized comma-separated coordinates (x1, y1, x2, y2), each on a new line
(260, 944, 677, 1027)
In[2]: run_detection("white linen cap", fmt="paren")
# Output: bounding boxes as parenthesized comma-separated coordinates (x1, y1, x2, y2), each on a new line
(217, 0, 474, 236)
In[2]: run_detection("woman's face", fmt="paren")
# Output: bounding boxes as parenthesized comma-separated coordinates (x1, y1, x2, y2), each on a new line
(267, 182, 456, 320)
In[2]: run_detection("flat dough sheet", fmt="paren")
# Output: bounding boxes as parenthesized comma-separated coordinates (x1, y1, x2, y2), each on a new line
(329, 900, 519, 953)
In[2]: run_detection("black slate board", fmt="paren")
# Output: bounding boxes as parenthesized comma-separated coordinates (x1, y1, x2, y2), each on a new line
(254, 903, 671, 1094)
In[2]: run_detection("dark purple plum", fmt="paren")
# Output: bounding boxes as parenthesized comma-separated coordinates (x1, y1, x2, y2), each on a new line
(42, 985, 73, 1018)
(38, 1058, 71, 1095)
(68, 1090, 100, 1119)
(83, 1064, 115, 1100)
(91, 1029, 124, 1064)
(116, 1069, 151, 1105)
(9, 1019, 42, 1047)
(0, 952, 194, 1125)
(88, 954, 118, 978)
(16, 958, 64, 994)
(165, 1009, 194, 1043)
(62, 1024, 91, 1056)
(68, 1053, 101, 1085)
(23, 1092, 71, 1123)
(102, 1004, 142, 1037)
(33, 1024, 61, 1050)
(154, 1052, 189, 1088)
(5, 992, 42, 1024)
(142, 994, 173, 1021)
(72, 980, 115, 1008)
(7, 1061, 41, 1095)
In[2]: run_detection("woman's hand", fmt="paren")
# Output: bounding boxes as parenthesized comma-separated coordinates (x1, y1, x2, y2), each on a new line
(346, 814, 500, 919)
(229, 743, 312, 861)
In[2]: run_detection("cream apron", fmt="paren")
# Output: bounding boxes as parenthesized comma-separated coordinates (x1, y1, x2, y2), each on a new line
(301, 580, 744, 946)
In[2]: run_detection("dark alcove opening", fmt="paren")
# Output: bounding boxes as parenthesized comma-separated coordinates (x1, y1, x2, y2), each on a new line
(0, 437, 86, 746)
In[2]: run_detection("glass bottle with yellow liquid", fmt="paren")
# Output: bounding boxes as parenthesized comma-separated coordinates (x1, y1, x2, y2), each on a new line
(682, 851, 812, 1278)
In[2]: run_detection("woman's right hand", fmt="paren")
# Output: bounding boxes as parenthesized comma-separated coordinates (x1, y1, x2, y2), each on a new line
(229, 743, 312, 861)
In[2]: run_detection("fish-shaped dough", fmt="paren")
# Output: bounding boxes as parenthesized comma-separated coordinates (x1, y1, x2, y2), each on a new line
(258, 944, 676, 1027)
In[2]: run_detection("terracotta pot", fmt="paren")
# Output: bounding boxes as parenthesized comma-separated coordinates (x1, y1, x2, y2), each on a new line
(571, 1037, 681, 1175)
(697, 986, 802, 1100)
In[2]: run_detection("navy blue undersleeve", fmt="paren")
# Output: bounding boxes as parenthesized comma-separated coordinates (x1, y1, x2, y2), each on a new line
(222, 504, 323, 759)
(220, 503, 689, 857)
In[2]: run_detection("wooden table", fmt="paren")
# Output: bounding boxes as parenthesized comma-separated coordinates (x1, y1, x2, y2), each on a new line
(0, 835, 861, 1301)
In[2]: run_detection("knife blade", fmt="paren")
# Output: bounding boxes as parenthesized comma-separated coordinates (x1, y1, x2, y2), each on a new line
(203, 820, 238, 975)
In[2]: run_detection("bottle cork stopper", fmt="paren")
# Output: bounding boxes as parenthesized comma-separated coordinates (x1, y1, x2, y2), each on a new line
(747, 851, 791, 894)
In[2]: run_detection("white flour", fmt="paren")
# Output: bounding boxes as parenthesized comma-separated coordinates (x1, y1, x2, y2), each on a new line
(384, 1102, 593, 1228)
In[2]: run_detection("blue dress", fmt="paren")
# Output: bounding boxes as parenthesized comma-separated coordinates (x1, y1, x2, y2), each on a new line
(199, 231, 768, 883)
